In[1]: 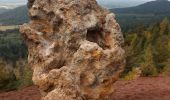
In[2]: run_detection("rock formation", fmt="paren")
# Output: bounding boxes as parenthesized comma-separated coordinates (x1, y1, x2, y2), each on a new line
(20, 0, 125, 100)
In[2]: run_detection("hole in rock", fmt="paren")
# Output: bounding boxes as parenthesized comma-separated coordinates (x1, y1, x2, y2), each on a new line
(57, 59, 66, 69)
(86, 28, 106, 49)
(44, 84, 55, 93)
(46, 58, 66, 71)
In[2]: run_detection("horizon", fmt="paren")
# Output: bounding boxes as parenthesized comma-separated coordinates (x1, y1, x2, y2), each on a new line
(0, 0, 157, 3)
(1, 0, 169, 3)
(0, 0, 169, 9)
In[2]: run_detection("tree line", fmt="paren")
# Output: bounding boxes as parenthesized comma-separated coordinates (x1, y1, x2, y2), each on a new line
(124, 18, 170, 80)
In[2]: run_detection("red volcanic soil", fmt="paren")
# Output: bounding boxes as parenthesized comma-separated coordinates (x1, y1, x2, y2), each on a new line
(0, 77, 170, 100)
(0, 86, 41, 100)
(112, 77, 170, 100)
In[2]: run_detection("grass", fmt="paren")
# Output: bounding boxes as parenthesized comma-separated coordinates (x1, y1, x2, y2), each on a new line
(0, 25, 19, 31)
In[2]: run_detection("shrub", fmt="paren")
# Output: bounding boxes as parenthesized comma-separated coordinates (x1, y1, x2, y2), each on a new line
(18, 64, 33, 88)
(14, 60, 33, 89)
(0, 59, 13, 89)
(124, 67, 142, 81)
(141, 63, 158, 76)
(162, 59, 170, 76)
(0, 59, 33, 91)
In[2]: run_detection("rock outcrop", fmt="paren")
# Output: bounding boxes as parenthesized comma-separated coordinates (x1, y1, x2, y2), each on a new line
(20, 0, 125, 100)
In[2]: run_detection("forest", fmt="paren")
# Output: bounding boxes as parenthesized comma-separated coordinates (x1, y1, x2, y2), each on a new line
(124, 18, 170, 80)
(0, 17, 170, 91)
(0, 29, 31, 91)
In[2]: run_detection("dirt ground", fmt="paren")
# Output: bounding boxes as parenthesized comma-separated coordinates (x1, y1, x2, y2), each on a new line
(0, 77, 170, 100)
(0, 86, 41, 100)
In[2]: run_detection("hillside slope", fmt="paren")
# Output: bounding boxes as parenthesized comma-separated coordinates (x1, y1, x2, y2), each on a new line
(0, 8, 9, 14)
(0, 6, 29, 25)
(112, 0, 170, 14)
(110, 0, 170, 32)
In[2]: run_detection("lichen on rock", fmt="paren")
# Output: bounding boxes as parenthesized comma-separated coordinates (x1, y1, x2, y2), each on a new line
(20, 0, 125, 100)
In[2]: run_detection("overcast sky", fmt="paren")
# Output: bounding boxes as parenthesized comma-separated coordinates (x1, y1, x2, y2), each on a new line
(0, 0, 164, 8)
(0, 0, 26, 3)
(0, 0, 155, 4)
(0, 0, 26, 5)
(97, 0, 153, 3)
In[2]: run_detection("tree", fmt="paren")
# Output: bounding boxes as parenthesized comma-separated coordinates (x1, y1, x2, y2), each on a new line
(0, 59, 13, 88)
(141, 45, 158, 76)
(160, 17, 170, 35)
(163, 59, 170, 76)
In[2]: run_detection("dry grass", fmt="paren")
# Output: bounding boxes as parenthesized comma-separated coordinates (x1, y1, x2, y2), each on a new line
(0, 25, 18, 31)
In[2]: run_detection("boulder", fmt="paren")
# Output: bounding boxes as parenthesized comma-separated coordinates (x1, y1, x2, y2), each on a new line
(20, 0, 125, 99)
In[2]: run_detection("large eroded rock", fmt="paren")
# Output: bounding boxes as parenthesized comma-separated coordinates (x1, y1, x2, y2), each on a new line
(20, 0, 125, 100)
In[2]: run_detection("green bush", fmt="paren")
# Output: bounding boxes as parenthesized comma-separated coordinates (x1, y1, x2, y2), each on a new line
(0, 60, 16, 90)
(13, 60, 33, 89)
(0, 60, 10, 81)
(0, 59, 33, 91)
(18, 63, 33, 89)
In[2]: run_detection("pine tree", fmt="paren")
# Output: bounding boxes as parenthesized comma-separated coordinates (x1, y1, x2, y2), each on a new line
(160, 17, 170, 35)
(124, 18, 170, 77)
(141, 45, 158, 76)
(154, 18, 170, 66)
(0, 59, 13, 88)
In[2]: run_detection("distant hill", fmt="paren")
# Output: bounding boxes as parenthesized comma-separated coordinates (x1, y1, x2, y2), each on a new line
(0, 8, 9, 14)
(110, 0, 170, 32)
(0, 1, 170, 32)
(98, 0, 152, 9)
(0, 6, 29, 25)
(112, 0, 170, 14)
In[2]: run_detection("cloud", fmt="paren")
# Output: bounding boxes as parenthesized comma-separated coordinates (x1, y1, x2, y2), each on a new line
(0, 0, 27, 9)
(0, 0, 27, 4)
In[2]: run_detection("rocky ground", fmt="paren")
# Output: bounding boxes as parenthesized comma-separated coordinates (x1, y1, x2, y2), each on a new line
(0, 77, 170, 100)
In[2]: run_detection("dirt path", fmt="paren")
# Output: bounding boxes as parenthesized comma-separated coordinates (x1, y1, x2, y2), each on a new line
(0, 77, 170, 100)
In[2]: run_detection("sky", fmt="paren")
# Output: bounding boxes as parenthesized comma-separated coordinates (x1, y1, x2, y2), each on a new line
(98, 0, 153, 3)
(0, 0, 26, 4)
(0, 0, 26, 7)
(0, 0, 165, 8)
(97, 0, 155, 8)
(0, 0, 154, 4)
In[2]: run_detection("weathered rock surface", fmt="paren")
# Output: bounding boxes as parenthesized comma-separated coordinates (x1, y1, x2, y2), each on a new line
(20, 0, 125, 100)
